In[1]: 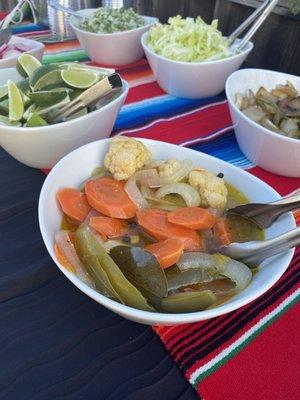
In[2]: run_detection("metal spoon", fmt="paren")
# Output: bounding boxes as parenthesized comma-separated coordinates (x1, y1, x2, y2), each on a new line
(219, 227, 300, 267)
(227, 192, 300, 229)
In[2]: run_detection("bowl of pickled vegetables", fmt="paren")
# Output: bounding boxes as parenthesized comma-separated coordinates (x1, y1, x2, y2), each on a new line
(39, 137, 295, 325)
(70, 8, 158, 66)
(226, 68, 300, 177)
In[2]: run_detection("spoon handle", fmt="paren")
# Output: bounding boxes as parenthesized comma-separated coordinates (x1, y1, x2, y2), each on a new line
(271, 191, 300, 206)
(227, 0, 270, 45)
(220, 227, 300, 266)
(234, 0, 279, 52)
(49, 0, 83, 19)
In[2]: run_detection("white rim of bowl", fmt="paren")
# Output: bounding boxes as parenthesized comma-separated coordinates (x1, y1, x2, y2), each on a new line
(226, 68, 300, 144)
(0, 78, 129, 133)
(141, 31, 254, 66)
(38, 138, 295, 324)
(70, 11, 158, 36)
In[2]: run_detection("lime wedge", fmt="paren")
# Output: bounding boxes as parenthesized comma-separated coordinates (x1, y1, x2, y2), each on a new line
(17, 78, 31, 96)
(29, 89, 69, 107)
(36, 95, 70, 119)
(8, 80, 24, 121)
(25, 113, 48, 127)
(69, 89, 84, 101)
(0, 84, 8, 100)
(0, 99, 9, 116)
(17, 54, 42, 78)
(23, 103, 37, 120)
(61, 69, 99, 89)
(0, 115, 21, 127)
(30, 65, 64, 91)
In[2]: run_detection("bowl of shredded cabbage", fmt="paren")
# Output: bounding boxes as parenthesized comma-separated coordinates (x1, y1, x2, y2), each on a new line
(141, 16, 253, 99)
(70, 8, 158, 66)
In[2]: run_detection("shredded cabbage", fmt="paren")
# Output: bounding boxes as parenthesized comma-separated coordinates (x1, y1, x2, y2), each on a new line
(146, 15, 229, 63)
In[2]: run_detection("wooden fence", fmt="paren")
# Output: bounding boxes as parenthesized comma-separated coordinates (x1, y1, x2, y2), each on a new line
(131, 0, 300, 75)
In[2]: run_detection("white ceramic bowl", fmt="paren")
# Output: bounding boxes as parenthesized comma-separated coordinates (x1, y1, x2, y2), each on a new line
(226, 69, 300, 177)
(0, 68, 128, 169)
(70, 9, 158, 66)
(39, 138, 295, 326)
(141, 32, 254, 99)
(0, 35, 44, 68)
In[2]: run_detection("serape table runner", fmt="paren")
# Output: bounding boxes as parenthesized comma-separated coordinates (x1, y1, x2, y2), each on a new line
(15, 27, 300, 400)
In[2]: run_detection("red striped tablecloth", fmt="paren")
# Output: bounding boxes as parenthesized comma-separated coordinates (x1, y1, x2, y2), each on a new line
(18, 30, 300, 400)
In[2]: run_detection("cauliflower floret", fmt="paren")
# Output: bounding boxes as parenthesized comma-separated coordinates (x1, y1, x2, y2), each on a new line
(188, 168, 227, 209)
(104, 137, 151, 180)
(158, 158, 182, 177)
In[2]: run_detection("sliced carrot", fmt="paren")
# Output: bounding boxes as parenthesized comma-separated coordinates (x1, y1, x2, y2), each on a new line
(90, 216, 128, 238)
(137, 209, 204, 251)
(54, 242, 75, 273)
(214, 217, 232, 245)
(85, 177, 137, 219)
(145, 238, 184, 269)
(167, 207, 216, 230)
(56, 188, 91, 223)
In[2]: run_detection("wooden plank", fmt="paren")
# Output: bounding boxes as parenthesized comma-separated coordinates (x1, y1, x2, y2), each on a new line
(229, 0, 300, 19)
(214, 0, 300, 75)
(133, 0, 216, 22)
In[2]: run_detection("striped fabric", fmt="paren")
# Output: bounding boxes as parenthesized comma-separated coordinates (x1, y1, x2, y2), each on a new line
(19, 28, 299, 400)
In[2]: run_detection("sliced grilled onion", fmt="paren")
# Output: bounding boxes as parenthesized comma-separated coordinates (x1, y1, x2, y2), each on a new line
(140, 185, 178, 211)
(134, 169, 161, 187)
(177, 252, 223, 271)
(159, 159, 194, 185)
(220, 257, 252, 292)
(125, 178, 149, 209)
(55, 231, 95, 289)
(155, 183, 200, 207)
(170, 252, 251, 292)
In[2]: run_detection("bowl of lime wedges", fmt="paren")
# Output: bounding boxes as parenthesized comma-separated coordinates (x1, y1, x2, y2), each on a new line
(0, 54, 128, 169)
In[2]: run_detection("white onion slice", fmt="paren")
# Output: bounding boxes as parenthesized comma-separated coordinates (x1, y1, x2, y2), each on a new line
(125, 178, 149, 209)
(134, 169, 161, 187)
(55, 231, 95, 289)
(2, 49, 22, 59)
(221, 259, 252, 292)
(159, 159, 194, 185)
(155, 183, 200, 207)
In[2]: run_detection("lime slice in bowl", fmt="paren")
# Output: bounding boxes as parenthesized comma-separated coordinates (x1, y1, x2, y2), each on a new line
(23, 103, 37, 120)
(0, 99, 9, 116)
(25, 113, 48, 127)
(0, 85, 8, 100)
(29, 89, 69, 107)
(17, 78, 31, 97)
(30, 65, 64, 91)
(61, 69, 99, 89)
(0, 115, 22, 127)
(8, 80, 24, 122)
(17, 54, 42, 78)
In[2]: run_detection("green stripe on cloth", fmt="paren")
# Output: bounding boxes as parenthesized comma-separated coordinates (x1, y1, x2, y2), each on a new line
(42, 50, 89, 64)
(192, 290, 300, 386)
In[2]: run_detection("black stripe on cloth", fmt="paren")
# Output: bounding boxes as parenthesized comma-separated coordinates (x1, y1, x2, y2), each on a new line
(172, 263, 299, 362)
(167, 253, 300, 352)
(180, 272, 299, 372)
